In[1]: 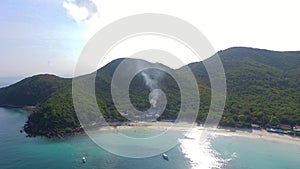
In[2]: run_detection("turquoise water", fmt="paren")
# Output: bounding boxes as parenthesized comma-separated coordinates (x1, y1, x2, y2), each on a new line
(211, 135, 300, 169)
(1, 107, 300, 169)
(0, 108, 190, 169)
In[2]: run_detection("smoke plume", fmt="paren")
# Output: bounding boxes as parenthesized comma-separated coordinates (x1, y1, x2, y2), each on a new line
(141, 72, 163, 108)
(141, 72, 157, 90)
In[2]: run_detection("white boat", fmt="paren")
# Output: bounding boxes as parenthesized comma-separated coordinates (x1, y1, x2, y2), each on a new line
(82, 157, 86, 163)
(162, 154, 168, 160)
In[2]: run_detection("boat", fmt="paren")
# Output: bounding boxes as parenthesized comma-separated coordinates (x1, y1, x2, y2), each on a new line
(266, 128, 285, 134)
(162, 153, 168, 161)
(82, 157, 86, 163)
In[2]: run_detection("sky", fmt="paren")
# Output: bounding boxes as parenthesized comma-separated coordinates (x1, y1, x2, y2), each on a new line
(0, 0, 300, 81)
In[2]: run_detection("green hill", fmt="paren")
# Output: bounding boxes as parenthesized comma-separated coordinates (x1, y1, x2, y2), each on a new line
(190, 47, 300, 127)
(0, 47, 299, 137)
(0, 75, 70, 107)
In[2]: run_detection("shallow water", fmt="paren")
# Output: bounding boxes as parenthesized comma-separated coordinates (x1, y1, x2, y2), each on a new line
(1, 107, 300, 169)
(211, 135, 300, 169)
(0, 108, 191, 169)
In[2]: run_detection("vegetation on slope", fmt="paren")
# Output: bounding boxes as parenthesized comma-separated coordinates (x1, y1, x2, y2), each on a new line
(207, 47, 300, 127)
(0, 75, 70, 106)
(0, 47, 299, 137)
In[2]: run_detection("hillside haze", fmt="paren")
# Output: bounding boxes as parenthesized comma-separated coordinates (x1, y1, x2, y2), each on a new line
(0, 47, 299, 137)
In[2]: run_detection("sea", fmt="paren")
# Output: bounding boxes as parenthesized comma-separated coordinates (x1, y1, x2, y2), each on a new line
(0, 107, 299, 169)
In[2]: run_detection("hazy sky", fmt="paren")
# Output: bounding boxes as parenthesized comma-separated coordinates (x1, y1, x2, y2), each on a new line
(1, 0, 300, 79)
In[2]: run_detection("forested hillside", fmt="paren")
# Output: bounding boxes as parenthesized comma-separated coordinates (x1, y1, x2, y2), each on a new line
(0, 47, 299, 137)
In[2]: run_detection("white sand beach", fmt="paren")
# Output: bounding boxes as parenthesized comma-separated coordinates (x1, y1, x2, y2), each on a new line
(209, 127, 300, 145)
(95, 121, 300, 145)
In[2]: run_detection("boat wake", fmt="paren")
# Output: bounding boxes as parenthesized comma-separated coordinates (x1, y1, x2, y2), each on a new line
(179, 128, 232, 169)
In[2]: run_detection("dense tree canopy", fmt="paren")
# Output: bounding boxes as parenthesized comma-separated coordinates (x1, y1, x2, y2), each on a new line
(0, 47, 299, 137)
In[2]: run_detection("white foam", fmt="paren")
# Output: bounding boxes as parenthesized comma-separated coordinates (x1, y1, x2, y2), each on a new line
(179, 128, 227, 169)
(230, 152, 238, 160)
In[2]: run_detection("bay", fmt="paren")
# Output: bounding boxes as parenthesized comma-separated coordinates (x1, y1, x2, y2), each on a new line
(1, 107, 300, 169)
(0, 108, 190, 169)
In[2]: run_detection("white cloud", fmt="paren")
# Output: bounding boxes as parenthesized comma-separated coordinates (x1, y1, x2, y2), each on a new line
(63, 1, 90, 22)
(62, 0, 99, 23)
(62, 0, 101, 41)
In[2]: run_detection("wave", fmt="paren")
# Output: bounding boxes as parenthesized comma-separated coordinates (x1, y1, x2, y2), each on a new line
(179, 128, 232, 169)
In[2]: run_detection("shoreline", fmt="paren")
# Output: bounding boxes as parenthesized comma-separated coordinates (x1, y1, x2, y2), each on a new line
(21, 120, 300, 143)
(89, 122, 300, 145)
(100, 122, 300, 144)
(3, 106, 299, 142)
(209, 127, 300, 145)
(0, 105, 36, 111)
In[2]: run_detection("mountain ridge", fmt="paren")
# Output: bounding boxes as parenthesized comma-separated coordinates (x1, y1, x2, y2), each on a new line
(0, 47, 299, 137)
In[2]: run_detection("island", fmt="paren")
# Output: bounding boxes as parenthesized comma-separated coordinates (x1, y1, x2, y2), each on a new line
(0, 47, 299, 138)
